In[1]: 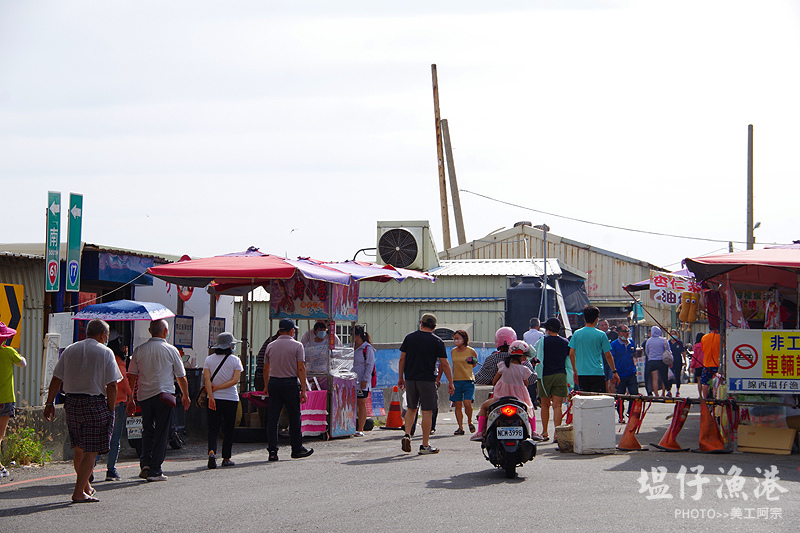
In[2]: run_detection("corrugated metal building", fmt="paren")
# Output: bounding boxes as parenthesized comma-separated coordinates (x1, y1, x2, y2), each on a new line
(439, 224, 671, 328)
(357, 258, 584, 345)
(0, 252, 45, 408)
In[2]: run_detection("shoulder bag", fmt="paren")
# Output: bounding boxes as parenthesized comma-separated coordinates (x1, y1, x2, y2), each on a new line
(661, 339, 674, 366)
(196, 353, 231, 409)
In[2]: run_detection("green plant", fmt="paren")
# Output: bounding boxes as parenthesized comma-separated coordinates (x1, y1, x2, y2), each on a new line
(1, 427, 52, 466)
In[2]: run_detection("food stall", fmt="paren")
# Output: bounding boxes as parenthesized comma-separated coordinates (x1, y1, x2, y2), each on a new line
(147, 250, 436, 439)
(685, 244, 800, 454)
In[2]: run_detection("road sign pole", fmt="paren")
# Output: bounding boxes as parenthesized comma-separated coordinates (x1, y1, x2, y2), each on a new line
(45, 191, 61, 292)
(66, 193, 83, 292)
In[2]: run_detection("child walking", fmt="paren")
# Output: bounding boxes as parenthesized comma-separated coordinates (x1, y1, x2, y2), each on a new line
(471, 340, 535, 441)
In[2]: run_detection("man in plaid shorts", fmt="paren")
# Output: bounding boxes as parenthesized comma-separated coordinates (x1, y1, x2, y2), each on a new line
(44, 319, 122, 503)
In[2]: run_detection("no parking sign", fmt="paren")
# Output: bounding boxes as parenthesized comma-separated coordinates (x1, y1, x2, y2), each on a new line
(727, 330, 800, 393)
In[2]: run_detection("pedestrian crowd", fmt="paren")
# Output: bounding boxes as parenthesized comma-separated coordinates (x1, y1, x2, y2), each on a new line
(0, 304, 716, 502)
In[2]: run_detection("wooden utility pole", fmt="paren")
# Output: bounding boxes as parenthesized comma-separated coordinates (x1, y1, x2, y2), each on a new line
(441, 119, 466, 245)
(746, 124, 754, 250)
(431, 64, 451, 250)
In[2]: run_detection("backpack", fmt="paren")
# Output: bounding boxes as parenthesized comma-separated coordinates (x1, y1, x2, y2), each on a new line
(363, 345, 377, 388)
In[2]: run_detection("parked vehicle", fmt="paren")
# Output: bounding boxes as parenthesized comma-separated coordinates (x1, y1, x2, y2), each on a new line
(480, 396, 537, 478)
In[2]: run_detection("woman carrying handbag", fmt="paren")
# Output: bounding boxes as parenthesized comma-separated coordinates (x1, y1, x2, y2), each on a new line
(204, 332, 243, 469)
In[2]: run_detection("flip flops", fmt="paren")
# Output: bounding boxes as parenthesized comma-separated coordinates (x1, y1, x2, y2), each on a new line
(454, 428, 465, 435)
(468, 423, 476, 433)
(72, 496, 100, 503)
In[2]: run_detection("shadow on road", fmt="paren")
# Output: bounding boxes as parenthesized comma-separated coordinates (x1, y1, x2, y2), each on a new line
(426, 469, 528, 489)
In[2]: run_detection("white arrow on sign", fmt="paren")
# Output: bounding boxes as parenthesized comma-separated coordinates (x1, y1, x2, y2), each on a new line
(70, 205, 82, 218)
(49, 202, 60, 216)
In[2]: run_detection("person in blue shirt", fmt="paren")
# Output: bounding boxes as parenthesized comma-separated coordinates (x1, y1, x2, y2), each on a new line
(568, 306, 618, 393)
(610, 325, 639, 421)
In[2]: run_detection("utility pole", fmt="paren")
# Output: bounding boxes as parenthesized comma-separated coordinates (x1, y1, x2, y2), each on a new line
(431, 64, 451, 251)
(747, 124, 754, 250)
(441, 119, 466, 245)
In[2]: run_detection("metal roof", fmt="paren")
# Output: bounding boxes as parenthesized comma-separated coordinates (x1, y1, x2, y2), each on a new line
(429, 258, 586, 279)
(0, 242, 179, 263)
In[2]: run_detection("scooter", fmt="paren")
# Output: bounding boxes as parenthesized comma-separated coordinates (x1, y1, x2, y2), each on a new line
(481, 396, 537, 479)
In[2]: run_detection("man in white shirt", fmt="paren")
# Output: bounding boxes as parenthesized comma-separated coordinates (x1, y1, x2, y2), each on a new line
(44, 319, 122, 503)
(523, 318, 544, 352)
(127, 319, 190, 482)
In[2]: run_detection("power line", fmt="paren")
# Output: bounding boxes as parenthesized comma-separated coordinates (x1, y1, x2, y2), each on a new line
(461, 189, 780, 246)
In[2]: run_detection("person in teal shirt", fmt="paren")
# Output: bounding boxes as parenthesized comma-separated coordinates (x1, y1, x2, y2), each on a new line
(568, 306, 618, 393)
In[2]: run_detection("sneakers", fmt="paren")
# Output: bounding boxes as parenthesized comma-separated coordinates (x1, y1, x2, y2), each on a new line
(268, 452, 279, 462)
(469, 432, 484, 442)
(105, 469, 120, 481)
(221, 459, 235, 467)
(0, 466, 9, 478)
(146, 474, 168, 482)
(418, 445, 439, 455)
(354, 431, 364, 437)
(138, 466, 150, 480)
(430, 429, 436, 435)
(291, 447, 314, 459)
(401, 435, 412, 453)
(208, 453, 217, 470)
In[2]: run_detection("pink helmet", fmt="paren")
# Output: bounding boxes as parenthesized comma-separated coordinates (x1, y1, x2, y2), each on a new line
(509, 340, 531, 356)
(495, 326, 517, 348)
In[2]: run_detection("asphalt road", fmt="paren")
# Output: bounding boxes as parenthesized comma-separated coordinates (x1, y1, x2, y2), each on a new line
(1, 397, 798, 533)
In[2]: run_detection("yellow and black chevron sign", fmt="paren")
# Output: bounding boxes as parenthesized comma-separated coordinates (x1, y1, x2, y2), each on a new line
(1, 283, 23, 349)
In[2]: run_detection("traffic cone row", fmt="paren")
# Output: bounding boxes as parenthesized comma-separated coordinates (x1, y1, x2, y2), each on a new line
(380, 386, 404, 430)
(646, 398, 732, 453)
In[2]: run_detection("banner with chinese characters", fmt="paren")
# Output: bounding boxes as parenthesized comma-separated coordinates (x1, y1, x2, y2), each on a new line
(270, 272, 330, 320)
(736, 290, 768, 321)
(727, 329, 800, 393)
(649, 270, 701, 306)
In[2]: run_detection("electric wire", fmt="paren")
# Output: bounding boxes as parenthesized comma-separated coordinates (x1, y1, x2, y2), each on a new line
(461, 189, 782, 246)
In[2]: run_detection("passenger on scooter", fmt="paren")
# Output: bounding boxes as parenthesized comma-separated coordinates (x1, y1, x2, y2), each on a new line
(471, 340, 535, 442)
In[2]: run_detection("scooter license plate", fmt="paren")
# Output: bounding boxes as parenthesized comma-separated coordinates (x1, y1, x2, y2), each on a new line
(126, 416, 143, 439)
(497, 426, 523, 439)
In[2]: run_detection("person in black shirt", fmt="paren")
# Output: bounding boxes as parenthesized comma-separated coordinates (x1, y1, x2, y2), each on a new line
(397, 313, 453, 455)
(536, 318, 570, 441)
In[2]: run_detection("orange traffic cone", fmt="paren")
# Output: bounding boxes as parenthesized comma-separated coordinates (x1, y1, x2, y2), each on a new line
(651, 399, 690, 452)
(691, 401, 731, 454)
(617, 399, 647, 451)
(380, 386, 404, 430)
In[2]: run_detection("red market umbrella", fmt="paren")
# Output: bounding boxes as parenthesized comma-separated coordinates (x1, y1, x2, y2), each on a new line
(684, 248, 800, 291)
(147, 248, 352, 289)
(298, 259, 436, 283)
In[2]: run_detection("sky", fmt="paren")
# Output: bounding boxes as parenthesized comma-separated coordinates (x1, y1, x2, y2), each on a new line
(2, 0, 799, 271)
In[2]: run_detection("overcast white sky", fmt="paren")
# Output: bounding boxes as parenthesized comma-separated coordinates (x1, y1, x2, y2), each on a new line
(2, 1, 799, 271)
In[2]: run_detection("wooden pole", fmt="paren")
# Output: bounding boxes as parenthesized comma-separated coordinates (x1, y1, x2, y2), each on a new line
(431, 64, 451, 250)
(746, 124, 754, 249)
(441, 119, 466, 245)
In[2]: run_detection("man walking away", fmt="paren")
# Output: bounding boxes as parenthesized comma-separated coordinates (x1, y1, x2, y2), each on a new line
(127, 319, 191, 482)
(44, 319, 122, 502)
(263, 318, 313, 462)
(569, 306, 619, 393)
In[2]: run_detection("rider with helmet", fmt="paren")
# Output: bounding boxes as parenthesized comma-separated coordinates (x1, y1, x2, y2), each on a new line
(470, 339, 537, 441)
(473, 327, 542, 439)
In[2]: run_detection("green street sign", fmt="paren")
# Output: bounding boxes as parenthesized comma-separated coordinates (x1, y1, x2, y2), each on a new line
(46, 191, 61, 292)
(66, 193, 83, 292)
